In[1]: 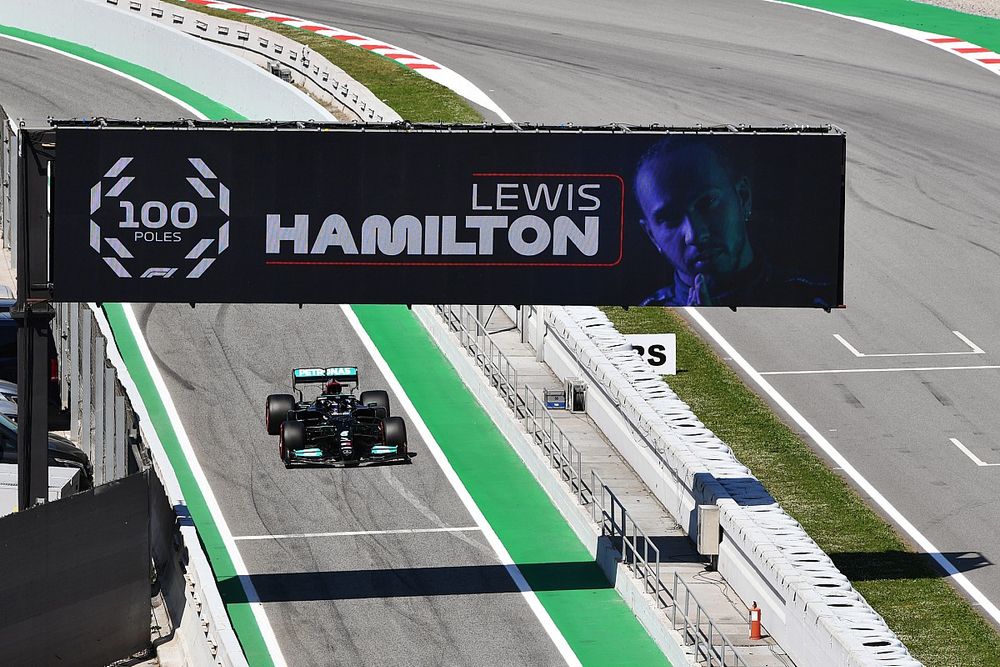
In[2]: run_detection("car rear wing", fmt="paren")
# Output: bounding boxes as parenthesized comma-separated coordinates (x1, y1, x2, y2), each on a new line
(292, 367, 359, 392)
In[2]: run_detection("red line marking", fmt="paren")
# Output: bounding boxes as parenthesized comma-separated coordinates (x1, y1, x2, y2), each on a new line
(406, 63, 440, 69)
(297, 24, 336, 32)
(360, 44, 395, 50)
(329, 34, 364, 41)
(266, 260, 618, 267)
(184, 0, 213, 5)
(381, 53, 419, 59)
(979, 58, 1000, 64)
(928, 37, 962, 43)
(225, 7, 256, 13)
(955, 47, 990, 54)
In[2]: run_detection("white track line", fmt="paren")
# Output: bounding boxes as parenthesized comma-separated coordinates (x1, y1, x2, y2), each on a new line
(0, 32, 203, 118)
(954, 331, 986, 354)
(2, 30, 287, 666)
(949, 438, 1000, 468)
(761, 364, 1000, 376)
(123, 305, 289, 667)
(765, 0, 1000, 79)
(833, 331, 984, 357)
(235, 526, 482, 541)
(686, 306, 1000, 625)
(832, 333, 865, 357)
(341, 305, 580, 667)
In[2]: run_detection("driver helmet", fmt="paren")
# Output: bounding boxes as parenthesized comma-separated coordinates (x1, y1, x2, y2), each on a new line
(324, 379, 342, 395)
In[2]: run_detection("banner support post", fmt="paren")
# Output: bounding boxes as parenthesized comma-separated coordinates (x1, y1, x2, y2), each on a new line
(13, 129, 55, 511)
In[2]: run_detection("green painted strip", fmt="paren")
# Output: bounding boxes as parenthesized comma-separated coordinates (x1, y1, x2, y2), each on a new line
(352, 305, 669, 666)
(104, 305, 273, 667)
(0, 24, 241, 121)
(0, 25, 272, 665)
(780, 0, 1000, 53)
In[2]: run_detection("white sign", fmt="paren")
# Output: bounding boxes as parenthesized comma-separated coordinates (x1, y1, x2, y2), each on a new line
(624, 334, 676, 375)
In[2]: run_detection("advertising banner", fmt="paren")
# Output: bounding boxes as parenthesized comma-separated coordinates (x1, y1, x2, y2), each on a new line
(51, 125, 845, 306)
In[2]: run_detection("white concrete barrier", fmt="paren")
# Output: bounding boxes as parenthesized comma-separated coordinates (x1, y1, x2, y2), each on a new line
(538, 306, 920, 667)
(0, 0, 330, 121)
(97, 0, 400, 122)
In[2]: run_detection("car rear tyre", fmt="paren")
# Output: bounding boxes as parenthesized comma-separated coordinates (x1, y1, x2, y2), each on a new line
(360, 390, 390, 418)
(266, 393, 295, 435)
(280, 420, 305, 467)
(383, 416, 408, 461)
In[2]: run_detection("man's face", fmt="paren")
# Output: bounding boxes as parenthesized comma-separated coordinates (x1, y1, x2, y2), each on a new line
(636, 144, 753, 287)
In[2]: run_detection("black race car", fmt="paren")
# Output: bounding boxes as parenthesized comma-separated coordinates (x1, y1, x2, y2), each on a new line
(265, 366, 409, 468)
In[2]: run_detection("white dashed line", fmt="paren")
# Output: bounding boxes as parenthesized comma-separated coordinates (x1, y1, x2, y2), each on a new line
(760, 365, 1000, 376)
(235, 526, 483, 541)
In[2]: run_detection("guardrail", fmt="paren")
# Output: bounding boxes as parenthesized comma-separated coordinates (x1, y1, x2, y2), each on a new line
(591, 469, 747, 667)
(437, 304, 588, 503)
(101, 0, 400, 123)
(672, 574, 747, 667)
(436, 303, 745, 666)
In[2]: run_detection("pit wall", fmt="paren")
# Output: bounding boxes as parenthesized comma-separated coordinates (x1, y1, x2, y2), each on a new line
(515, 305, 920, 667)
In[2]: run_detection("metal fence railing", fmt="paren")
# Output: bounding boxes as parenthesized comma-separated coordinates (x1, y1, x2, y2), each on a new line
(672, 573, 748, 667)
(591, 469, 665, 604)
(435, 304, 747, 667)
(1, 108, 17, 261)
(437, 304, 588, 504)
(54, 303, 136, 486)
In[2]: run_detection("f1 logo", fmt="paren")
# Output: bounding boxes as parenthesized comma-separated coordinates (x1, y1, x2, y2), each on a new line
(140, 267, 178, 278)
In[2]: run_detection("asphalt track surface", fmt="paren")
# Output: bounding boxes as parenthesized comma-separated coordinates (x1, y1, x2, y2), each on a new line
(0, 35, 566, 667)
(0, 34, 184, 124)
(7, 0, 1000, 657)
(135, 303, 566, 666)
(257, 0, 1000, 611)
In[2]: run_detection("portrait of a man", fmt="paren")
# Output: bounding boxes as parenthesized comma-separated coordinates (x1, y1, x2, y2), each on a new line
(633, 137, 833, 307)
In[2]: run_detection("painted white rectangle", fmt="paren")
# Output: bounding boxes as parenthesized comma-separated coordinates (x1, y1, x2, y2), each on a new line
(234, 526, 482, 541)
(624, 334, 676, 375)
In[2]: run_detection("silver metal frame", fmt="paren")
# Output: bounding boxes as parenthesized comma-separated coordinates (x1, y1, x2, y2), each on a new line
(53, 303, 134, 485)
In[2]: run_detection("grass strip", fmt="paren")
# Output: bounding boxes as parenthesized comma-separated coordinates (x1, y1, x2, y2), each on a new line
(784, 0, 1000, 54)
(162, 0, 482, 122)
(602, 306, 1000, 667)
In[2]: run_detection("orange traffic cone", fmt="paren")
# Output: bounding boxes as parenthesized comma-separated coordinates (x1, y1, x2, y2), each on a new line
(749, 601, 762, 640)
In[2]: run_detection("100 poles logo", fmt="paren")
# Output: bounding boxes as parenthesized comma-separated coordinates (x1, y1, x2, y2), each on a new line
(89, 157, 230, 279)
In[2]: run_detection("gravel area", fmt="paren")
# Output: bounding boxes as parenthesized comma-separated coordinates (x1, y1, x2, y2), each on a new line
(916, 0, 1000, 19)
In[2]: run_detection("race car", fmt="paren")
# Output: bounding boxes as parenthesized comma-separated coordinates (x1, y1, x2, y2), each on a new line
(265, 366, 409, 467)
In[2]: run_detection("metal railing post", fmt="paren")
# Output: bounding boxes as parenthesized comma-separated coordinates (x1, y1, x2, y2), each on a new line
(81, 317, 93, 468)
(69, 303, 80, 438)
(92, 335, 105, 485)
(103, 364, 115, 482)
(114, 388, 126, 480)
(58, 302, 69, 410)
